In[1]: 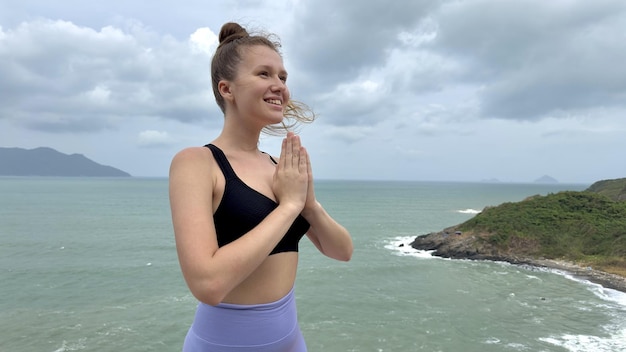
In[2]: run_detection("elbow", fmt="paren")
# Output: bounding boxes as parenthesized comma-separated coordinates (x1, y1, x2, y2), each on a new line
(339, 246, 353, 262)
(196, 293, 224, 307)
(189, 278, 228, 306)
(340, 237, 354, 261)
(336, 254, 352, 262)
(324, 236, 353, 262)
(332, 243, 353, 262)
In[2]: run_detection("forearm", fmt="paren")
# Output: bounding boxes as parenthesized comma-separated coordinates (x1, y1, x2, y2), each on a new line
(302, 202, 353, 261)
(191, 203, 302, 305)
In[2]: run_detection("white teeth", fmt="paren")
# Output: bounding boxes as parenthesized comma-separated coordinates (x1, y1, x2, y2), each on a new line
(266, 99, 282, 106)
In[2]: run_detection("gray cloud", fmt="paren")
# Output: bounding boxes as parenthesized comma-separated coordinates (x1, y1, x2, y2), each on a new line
(2, 0, 625, 137)
(0, 0, 624, 182)
(137, 129, 174, 148)
(0, 0, 224, 39)
(282, 0, 626, 128)
(0, 19, 217, 133)
(429, 0, 626, 120)
(286, 0, 436, 85)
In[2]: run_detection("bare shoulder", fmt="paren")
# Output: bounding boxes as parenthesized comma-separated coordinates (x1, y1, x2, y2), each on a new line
(169, 146, 216, 191)
(171, 146, 213, 169)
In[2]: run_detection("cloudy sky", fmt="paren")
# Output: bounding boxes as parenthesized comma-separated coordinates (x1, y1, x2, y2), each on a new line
(1, 0, 624, 184)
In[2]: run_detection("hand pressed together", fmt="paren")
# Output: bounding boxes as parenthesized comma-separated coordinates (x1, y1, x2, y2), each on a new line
(272, 132, 309, 212)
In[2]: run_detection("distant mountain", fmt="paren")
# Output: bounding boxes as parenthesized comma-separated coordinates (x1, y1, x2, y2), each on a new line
(0, 147, 131, 177)
(534, 175, 558, 183)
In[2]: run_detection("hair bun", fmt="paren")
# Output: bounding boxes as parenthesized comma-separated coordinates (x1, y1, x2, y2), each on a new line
(218, 22, 249, 47)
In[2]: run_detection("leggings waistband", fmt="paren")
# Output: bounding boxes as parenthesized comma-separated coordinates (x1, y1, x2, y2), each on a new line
(215, 286, 295, 311)
(183, 287, 306, 351)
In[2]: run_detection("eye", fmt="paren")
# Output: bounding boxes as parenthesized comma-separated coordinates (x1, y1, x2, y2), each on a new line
(279, 75, 287, 83)
(259, 71, 270, 78)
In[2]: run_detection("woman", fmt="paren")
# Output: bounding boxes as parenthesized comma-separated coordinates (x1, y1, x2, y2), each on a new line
(169, 22, 353, 351)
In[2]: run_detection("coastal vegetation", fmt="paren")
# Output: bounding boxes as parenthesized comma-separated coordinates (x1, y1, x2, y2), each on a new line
(585, 178, 626, 201)
(457, 178, 626, 276)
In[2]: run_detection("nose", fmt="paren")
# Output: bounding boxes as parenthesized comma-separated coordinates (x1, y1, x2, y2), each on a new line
(271, 78, 286, 92)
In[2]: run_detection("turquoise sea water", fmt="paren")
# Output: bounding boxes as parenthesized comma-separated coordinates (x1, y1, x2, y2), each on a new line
(1, 178, 625, 351)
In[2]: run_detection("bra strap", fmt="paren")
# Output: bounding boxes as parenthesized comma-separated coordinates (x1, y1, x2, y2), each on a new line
(261, 151, 278, 165)
(205, 144, 237, 180)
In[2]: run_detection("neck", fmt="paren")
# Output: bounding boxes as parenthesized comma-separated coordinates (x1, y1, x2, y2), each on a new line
(215, 116, 263, 153)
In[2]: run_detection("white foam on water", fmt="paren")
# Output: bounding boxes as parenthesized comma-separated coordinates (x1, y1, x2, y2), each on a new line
(457, 208, 482, 214)
(528, 266, 626, 352)
(516, 264, 626, 308)
(386, 238, 626, 352)
(484, 337, 500, 344)
(554, 271, 626, 308)
(384, 236, 435, 259)
(540, 327, 626, 352)
(51, 338, 87, 352)
(505, 342, 529, 350)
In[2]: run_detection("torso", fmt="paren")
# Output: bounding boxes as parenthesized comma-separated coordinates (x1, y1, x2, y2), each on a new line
(206, 145, 303, 304)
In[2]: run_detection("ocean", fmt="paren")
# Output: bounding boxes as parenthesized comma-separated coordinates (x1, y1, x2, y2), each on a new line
(1, 178, 625, 352)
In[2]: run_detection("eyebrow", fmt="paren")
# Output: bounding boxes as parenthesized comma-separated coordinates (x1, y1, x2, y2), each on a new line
(256, 65, 288, 76)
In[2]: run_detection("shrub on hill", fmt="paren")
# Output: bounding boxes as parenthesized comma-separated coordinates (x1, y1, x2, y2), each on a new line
(458, 190, 626, 273)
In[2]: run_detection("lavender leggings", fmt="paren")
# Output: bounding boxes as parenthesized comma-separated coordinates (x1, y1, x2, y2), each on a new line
(182, 287, 307, 351)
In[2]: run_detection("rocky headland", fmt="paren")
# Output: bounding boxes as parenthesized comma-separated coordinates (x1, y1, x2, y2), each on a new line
(410, 178, 626, 293)
(410, 227, 626, 293)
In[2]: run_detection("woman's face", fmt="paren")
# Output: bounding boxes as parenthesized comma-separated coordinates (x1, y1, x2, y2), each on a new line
(228, 45, 290, 126)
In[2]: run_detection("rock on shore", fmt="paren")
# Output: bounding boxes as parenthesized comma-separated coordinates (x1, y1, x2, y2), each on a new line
(410, 228, 626, 293)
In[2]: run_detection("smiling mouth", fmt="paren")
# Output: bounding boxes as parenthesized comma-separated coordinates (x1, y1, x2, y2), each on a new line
(265, 99, 282, 106)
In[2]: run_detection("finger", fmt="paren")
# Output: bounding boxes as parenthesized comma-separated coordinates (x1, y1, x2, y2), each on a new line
(292, 134, 301, 150)
(299, 147, 308, 175)
(304, 148, 313, 182)
(285, 135, 294, 168)
(279, 137, 287, 169)
(291, 135, 301, 166)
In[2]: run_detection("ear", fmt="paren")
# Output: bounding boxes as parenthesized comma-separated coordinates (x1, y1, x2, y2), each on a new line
(218, 80, 234, 103)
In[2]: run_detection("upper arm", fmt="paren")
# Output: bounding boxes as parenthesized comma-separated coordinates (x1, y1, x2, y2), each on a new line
(169, 147, 218, 294)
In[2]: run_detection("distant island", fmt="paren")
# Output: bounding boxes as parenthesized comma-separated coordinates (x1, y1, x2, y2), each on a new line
(480, 175, 558, 184)
(410, 178, 626, 292)
(0, 147, 131, 177)
(534, 175, 558, 183)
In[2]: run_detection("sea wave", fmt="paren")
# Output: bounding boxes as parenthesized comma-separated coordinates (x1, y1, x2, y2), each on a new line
(516, 263, 626, 308)
(384, 236, 435, 259)
(540, 327, 626, 352)
(539, 274, 626, 351)
(51, 338, 87, 352)
(568, 275, 626, 308)
(457, 208, 482, 214)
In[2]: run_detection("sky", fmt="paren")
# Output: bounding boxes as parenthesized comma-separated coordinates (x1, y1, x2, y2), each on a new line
(1, 0, 625, 184)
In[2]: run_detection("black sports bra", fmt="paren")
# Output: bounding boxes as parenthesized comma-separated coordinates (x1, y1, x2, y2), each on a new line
(205, 144, 310, 255)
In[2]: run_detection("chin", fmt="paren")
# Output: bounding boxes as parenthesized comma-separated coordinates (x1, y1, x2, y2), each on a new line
(267, 115, 285, 125)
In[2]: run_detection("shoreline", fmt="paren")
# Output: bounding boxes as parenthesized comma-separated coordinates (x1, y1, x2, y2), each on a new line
(409, 231, 626, 294)
(522, 258, 626, 294)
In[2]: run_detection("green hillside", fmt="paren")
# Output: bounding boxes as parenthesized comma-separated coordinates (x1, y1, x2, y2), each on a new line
(458, 178, 626, 276)
(585, 178, 626, 201)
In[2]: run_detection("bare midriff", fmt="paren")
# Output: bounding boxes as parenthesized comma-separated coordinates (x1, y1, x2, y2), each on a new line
(220, 252, 299, 305)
